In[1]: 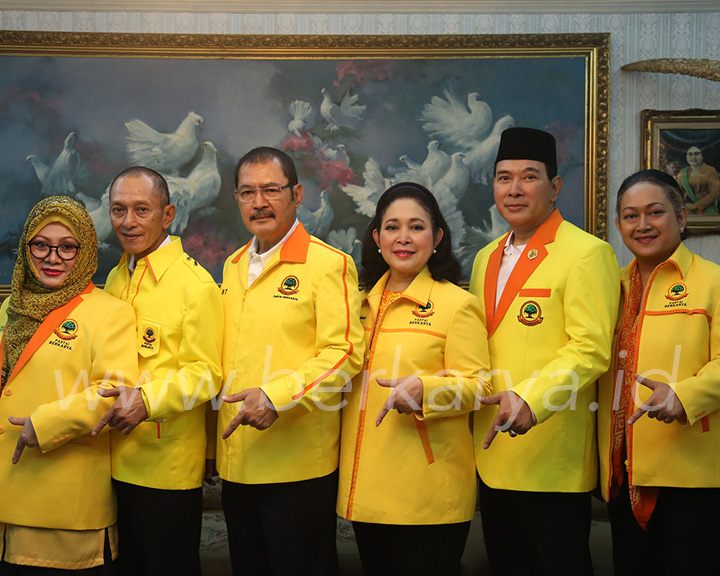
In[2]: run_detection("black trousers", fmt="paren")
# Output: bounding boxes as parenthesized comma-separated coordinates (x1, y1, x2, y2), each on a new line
(477, 477, 593, 576)
(221, 469, 339, 576)
(352, 520, 471, 576)
(113, 480, 202, 576)
(608, 479, 720, 576)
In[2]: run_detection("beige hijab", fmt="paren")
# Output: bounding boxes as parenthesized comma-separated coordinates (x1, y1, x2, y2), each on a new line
(2, 196, 98, 383)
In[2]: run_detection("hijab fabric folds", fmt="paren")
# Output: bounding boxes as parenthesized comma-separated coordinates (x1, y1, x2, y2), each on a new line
(2, 196, 98, 384)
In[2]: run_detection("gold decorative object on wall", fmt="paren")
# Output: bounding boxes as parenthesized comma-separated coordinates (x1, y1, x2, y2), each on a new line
(622, 58, 720, 82)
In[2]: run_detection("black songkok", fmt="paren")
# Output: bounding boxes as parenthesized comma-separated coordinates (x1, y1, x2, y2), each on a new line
(494, 127, 557, 170)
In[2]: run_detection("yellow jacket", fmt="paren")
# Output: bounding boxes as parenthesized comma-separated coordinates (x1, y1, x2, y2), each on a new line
(105, 237, 223, 490)
(469, 210, 620, 492)
(337, 268, 490, 524)
(217, 223, 364, 484)
(0, 285, 137, 530)
(598, 243, 720, 499)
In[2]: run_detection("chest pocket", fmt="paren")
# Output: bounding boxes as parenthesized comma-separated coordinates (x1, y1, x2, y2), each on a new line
(137, 319, 162, 358)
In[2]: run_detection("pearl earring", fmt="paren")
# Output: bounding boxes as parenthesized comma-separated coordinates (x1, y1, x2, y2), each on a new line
(378, 248, 381, 254)
(433, 249, 437, 254)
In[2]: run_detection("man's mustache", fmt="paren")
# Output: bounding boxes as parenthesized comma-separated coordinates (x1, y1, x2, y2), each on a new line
(250, 209, 275, 220)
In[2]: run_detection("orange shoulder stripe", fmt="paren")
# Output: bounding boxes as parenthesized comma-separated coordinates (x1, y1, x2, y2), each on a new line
(4, 283, 93, 384)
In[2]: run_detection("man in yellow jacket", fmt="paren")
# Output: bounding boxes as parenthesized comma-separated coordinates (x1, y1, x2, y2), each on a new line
(94, 166, 223, 575)
(469, 127, 620, 575)
(217, 147, 364, 576)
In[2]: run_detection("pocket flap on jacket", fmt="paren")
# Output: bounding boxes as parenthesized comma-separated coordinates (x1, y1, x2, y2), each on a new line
(137, 320, 162, 358)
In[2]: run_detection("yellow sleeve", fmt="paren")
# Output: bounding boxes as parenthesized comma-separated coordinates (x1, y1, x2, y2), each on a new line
(674, 293, 720, 426)
(32, 301, 139, 452)
(421, 292, 491, 420)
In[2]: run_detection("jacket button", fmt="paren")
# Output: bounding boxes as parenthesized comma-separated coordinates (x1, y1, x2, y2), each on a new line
(4, 388, 12, 396)
(0, 426, 4, 434)
(53, 439, 60, 445)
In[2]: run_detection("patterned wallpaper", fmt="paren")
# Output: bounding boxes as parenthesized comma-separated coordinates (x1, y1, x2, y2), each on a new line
(2, 9, 719, 266)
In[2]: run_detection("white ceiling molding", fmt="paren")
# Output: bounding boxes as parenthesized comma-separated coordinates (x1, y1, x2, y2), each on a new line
(0, 1, 718, 14)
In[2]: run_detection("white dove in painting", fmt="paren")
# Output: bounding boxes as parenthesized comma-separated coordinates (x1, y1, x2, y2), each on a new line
(342, 158, 391, 218)
(433, 152, 470, 202)
(288, 100, 315, 137)
(464, 115, 515, 184)
(25, 155, 49, 186)
(394, 140, 451, 187)
(164, 141, 221, 235)
(297, 189, 334, 238)
(420, 91, 493, 149)
(126, 111, 203, 176)
(327, 227, 362, 266)
(398, 154, 421, 171)
(320, 88, 366, 132)
(26, 132, 81, 196)
(77, 190, 114, 247)
(310, 135, 351, 166)
(457, 204, 510, 274)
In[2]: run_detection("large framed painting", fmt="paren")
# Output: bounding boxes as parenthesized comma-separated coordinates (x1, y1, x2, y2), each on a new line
(642, 108, 720, 234)
(0, 31, 609, 296)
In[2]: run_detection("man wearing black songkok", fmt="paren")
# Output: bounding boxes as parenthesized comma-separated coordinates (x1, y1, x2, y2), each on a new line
(469, 127, 620, 575)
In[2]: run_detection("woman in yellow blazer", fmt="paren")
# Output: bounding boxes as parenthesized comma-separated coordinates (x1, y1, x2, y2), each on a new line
(598, 169, 720, 576)
(0, 196, 137, 573)
(337, 183, 490, 576)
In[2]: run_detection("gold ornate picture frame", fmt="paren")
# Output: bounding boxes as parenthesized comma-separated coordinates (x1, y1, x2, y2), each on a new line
(642, 108, 720, 234)
(0, 31, 609, 297)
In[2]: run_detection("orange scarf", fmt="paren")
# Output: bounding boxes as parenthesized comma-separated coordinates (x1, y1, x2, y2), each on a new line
(610, 264, 659, 530)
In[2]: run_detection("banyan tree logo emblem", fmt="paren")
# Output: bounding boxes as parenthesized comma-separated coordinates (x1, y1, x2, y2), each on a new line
(665, 282, 688, 301)
(54, 318, 79, 340)
(278, 275, 300, 295)
(412, 300, 435, 318)
(518, 301, 543, 326)
(143, 327, 157, 343)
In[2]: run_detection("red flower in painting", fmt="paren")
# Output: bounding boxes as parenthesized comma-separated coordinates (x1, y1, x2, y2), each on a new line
(318, 160, 355, 189)
(283, 132, 314, 152)
(334, 61, 397, 86)
(183, 224, 237, 270)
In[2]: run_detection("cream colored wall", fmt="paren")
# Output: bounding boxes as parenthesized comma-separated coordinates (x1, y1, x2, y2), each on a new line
(2, 7, 719, 266)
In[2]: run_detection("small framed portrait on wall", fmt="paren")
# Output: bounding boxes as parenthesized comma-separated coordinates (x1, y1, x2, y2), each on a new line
(642, 108, 720, 233)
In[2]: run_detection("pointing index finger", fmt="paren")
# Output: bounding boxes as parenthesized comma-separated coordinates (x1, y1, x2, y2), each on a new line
(376, 396, 393, 427)
(12, 438, 25, 465)
(627, 406, 647, 426)
(92, 407, 113, 436)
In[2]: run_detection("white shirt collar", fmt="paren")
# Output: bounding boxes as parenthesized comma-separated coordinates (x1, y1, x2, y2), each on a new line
(247, 219, 300, 286)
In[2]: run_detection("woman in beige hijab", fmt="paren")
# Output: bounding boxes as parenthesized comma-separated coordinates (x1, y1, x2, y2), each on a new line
(0, 196, 137, 574)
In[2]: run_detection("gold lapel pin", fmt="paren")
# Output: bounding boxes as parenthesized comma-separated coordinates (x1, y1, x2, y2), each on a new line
(528, 249, 539, 260)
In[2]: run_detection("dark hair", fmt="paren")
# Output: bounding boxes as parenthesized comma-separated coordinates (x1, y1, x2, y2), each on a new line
(616, 169, 689, 240)
(360, 182, 461, 288)
(109, 166, 170, 207)
(234, 147, 299, 189)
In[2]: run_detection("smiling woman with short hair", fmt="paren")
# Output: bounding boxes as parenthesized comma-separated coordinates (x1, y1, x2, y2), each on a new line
(598, 169, 720, 576)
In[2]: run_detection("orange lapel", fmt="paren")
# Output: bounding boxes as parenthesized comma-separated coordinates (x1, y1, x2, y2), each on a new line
(483, 235, 508, 334)
(3, 282, 94, 385)
(487, 210, 563, 336)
